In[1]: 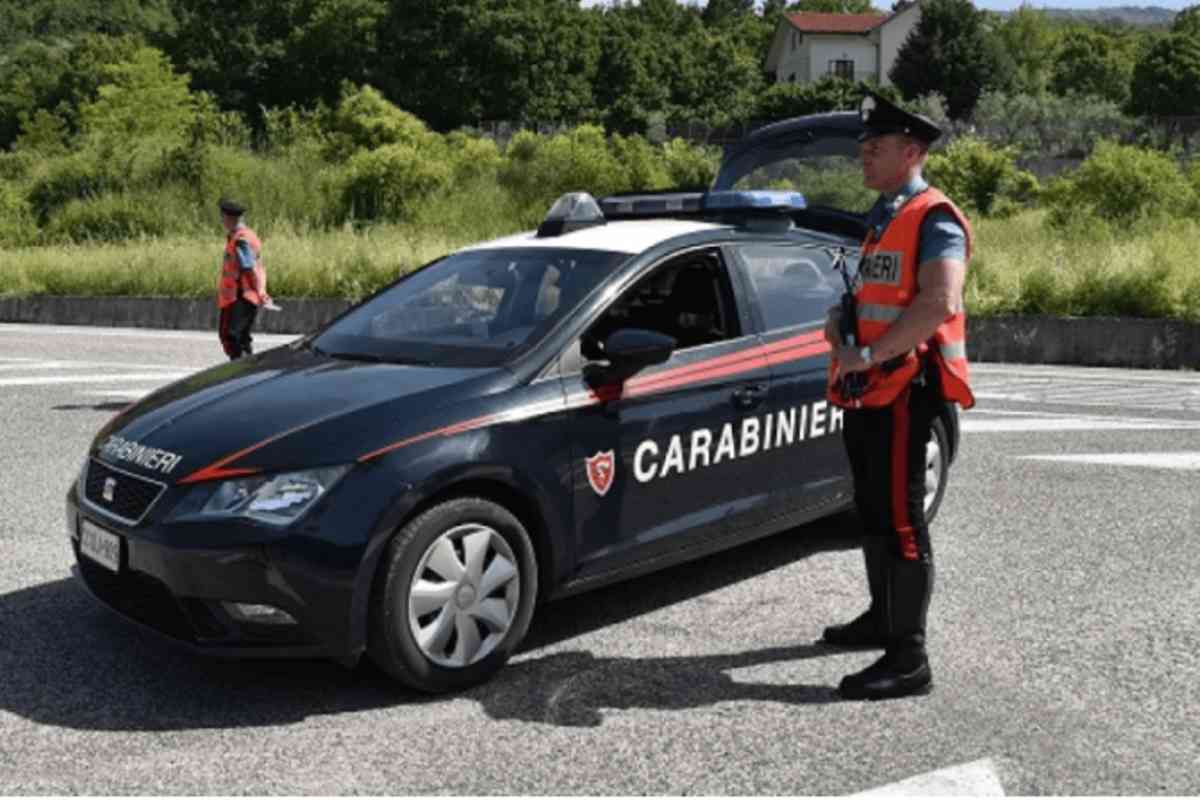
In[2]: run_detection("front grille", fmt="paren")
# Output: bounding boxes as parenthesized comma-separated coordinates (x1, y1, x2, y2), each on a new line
(76, 550, 195, 642)
(84, 459, 165, 525)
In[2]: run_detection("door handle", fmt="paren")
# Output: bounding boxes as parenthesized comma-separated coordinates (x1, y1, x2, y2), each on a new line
(732, 384, 767, 409)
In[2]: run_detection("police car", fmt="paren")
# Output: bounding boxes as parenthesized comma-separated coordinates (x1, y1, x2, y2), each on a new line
(66, 112, 959, 692)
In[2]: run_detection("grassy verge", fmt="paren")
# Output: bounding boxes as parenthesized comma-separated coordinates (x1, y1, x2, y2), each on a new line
(969, 211, 1200, 322)
(4, 209, 1200, 321)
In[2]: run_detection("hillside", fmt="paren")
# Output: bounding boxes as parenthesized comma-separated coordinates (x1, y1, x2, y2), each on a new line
(1027, 5, 1175, 26)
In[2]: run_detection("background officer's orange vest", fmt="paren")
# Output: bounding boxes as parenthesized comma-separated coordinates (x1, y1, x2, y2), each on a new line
(828, 188, 975, 410)
(217, 227, 265, 308)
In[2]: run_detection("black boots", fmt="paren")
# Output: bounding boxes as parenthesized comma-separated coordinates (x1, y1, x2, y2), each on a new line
(837, 555, 935, 701)
(822, 537, 889, 647)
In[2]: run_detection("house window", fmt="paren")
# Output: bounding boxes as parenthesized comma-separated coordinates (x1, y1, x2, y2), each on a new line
(828, 59, 854, 80)
(792, 31, 800, 50)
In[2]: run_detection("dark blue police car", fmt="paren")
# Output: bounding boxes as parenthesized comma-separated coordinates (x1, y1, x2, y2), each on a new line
(67, 112, 959, 692)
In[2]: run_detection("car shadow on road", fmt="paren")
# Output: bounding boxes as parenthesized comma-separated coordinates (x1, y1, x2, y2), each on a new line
(51, 402, 132, 413)
(0, 513, 862, 732)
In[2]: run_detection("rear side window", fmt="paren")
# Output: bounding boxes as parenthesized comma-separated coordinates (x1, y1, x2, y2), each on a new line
(732, 243, 841, 332)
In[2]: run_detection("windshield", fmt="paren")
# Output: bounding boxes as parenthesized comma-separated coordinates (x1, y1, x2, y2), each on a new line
(715, 125, 876, 216)
(313, 247, 628, 367)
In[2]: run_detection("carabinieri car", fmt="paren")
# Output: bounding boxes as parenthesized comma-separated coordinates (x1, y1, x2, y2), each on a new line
(67, 112, 959, 692)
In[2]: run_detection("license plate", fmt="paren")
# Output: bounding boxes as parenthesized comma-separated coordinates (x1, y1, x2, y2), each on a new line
(80, 520, 121, 573)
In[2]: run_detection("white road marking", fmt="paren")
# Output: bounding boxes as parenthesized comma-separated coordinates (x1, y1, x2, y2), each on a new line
(0, 322, 297, 344)
(963, 408, 1200, 433)
(974, 364, 1200, 385)
(851, 757, 1005, 797)
(80, 389, 157, 398)
(0, 361, 202, 372)
(1019, 452, 1200, 470)
(0, 373, 190, 387)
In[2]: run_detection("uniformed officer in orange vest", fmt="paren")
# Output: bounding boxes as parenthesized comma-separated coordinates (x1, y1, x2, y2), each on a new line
(217, 197, 270, 360)
(821, 92, 974, 700)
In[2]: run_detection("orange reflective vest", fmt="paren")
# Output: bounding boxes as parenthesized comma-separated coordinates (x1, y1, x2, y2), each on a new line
(827, 187, 975, 410)
(217, 226, 266, 309)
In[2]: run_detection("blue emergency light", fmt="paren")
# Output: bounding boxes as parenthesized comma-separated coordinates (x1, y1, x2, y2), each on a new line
(538, 189, 809, 237)
(702, 190, 807, 212)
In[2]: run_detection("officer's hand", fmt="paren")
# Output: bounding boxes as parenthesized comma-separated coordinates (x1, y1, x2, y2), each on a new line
(823, 305, 842, 346)
(833, 344, 869, 380)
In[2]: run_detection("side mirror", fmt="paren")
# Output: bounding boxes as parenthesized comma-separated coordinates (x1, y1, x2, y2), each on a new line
(604, 328, 675, 369)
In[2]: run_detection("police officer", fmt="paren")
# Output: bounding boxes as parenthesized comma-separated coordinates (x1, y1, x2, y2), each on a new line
(216, 197, 270, 360)
(822, 92, 975, 700)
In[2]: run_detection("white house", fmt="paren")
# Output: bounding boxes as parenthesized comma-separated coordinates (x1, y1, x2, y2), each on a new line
(764, 2, 922, 87)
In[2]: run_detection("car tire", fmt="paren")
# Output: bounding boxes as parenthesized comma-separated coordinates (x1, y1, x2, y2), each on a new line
(368, 497, 538, 693)
(923, 416, 950, 524)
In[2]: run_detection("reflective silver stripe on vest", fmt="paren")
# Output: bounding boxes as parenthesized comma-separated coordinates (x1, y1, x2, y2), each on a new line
(939, 339, 967, 361)
(857, 303, 904, 324)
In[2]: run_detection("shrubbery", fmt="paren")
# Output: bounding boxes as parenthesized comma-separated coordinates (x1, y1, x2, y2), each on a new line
(1042, 141, 1192, 229)
(925, 136, 1039, 217)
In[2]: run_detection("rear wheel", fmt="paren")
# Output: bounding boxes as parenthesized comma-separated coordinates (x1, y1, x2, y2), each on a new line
(923, 416, 950, 523)
(369, 497, 538, 692)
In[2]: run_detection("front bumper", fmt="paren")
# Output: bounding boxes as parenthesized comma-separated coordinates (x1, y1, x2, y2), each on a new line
(67, 496, 348, 661)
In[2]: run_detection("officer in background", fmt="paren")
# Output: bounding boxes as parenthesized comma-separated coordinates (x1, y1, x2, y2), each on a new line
(822, 92, 975, 700)
(216, 197, 270, 360)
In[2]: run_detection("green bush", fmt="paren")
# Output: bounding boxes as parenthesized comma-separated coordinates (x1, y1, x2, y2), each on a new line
(498, 125, 632, 221)
(335, 143, 452, 222)
(27, 151, 118, 223)
(660, 138, 718, 190)
(609, 133, 671, 191)
(323, 84, 439, 162)
(926, 136, 1039, 217)
(1069, 264, 1176, 318)
(444, 131, 503, 183)
(0, 181, 38, 246)
(1043, 142, 1192, 229)
(43, 193, 173, 242)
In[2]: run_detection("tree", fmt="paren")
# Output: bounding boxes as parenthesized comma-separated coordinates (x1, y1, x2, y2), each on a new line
(888, 0, 1016, 120)
(78, 46, 197, 147)
(1171, 4, 1200, 38)
(1129, 33, 1200, 117)
(702, 0, 755, 26)
(1050, 28, 1135, 107)
(996, 5, 1057, 95)
(787, 0, 878, 13)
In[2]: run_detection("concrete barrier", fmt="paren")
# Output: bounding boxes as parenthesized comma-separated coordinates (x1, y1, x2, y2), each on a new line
(1, 295, 1198, 370)
(0, 296, 352, 335)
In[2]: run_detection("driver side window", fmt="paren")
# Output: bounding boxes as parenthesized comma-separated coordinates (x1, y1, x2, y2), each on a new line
(576, 248, 741, 366)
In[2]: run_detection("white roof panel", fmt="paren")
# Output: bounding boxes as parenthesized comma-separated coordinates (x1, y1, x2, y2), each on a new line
(459, 219, 727, 256)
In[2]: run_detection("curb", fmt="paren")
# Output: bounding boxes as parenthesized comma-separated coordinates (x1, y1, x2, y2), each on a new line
(1, 295, 1198, 370)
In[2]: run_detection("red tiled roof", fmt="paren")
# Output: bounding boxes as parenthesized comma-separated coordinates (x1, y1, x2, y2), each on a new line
(787, 12, 888, 34)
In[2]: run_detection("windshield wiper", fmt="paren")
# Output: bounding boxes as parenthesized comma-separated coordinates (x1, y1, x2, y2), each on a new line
(326, 351, 432, 366)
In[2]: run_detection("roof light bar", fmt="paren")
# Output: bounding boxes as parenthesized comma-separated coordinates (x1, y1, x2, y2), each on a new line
(702, 190, 807, 212)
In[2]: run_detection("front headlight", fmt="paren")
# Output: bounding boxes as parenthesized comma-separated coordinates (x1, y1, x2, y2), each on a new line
(187, 465, 350, 526)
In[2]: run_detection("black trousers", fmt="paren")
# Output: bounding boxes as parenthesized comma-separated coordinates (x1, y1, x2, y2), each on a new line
(218, 298, 258, 360)
(842, 372, 941, 562)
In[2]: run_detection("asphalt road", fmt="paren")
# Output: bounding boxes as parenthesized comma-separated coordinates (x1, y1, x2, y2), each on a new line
(1, 323, 1197, 795)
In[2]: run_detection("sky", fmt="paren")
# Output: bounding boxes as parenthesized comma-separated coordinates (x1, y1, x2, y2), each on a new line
(579, 0, 1191, 9)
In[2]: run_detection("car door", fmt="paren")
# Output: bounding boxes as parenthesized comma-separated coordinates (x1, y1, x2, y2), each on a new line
(726, 240, 854, 518)
(558, 246, 775, 579)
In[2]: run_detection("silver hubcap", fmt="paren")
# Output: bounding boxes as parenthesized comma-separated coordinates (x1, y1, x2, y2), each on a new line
(924, 432, 942, 514)
(407, 523, 520, 668)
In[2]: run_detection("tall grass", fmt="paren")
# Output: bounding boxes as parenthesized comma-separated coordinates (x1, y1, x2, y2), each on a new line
(969, 210, 1200, 322)
(5, 206, 1200, 322)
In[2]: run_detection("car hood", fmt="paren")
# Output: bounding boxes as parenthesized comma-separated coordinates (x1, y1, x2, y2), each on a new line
(89, 344, 510, 484)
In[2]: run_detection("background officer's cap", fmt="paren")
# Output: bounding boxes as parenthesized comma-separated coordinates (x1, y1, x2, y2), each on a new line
(858, 92, 942, 145)
(218, 197, 247, 216)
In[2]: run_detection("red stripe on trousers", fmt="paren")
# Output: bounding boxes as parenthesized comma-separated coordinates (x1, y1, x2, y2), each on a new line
(890, 386, 919, 561)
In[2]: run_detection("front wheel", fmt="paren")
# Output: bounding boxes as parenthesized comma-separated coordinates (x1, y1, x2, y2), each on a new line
(368, 497, 538, 693)
(923, 416, 950, 523)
